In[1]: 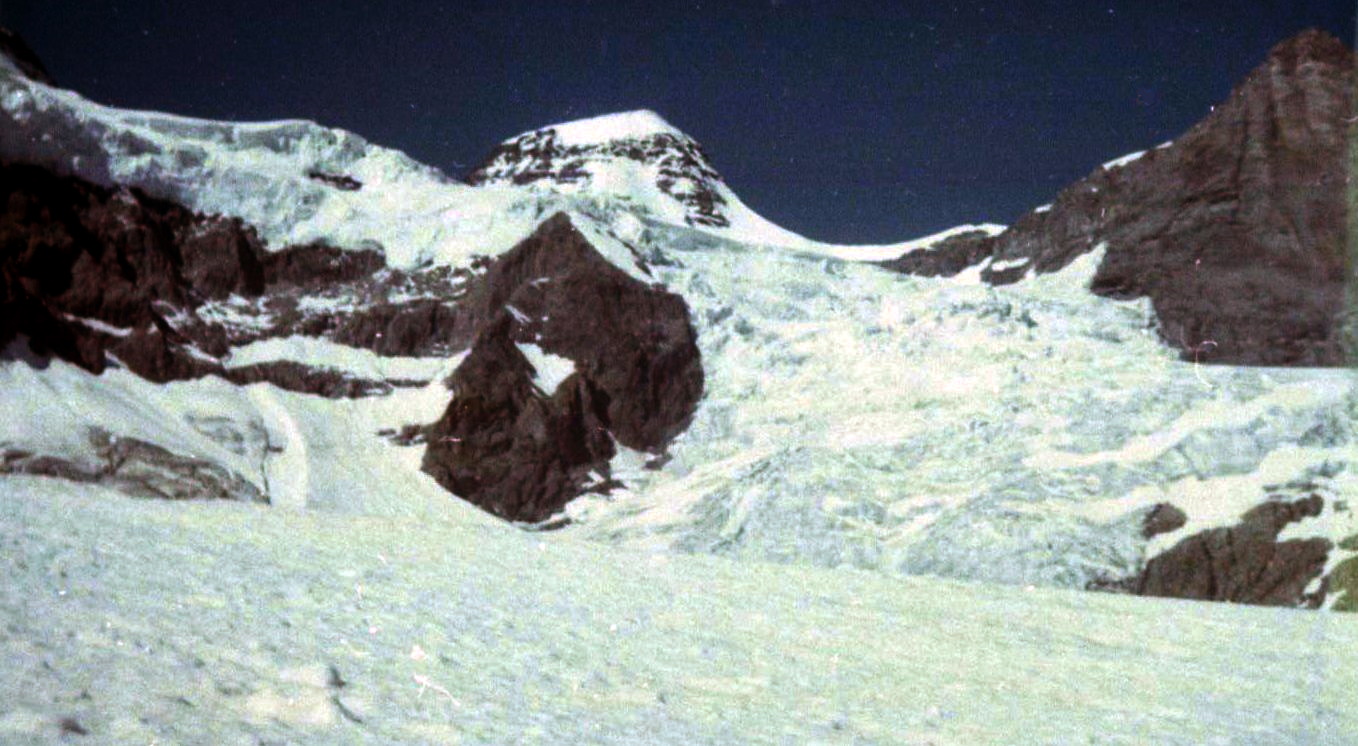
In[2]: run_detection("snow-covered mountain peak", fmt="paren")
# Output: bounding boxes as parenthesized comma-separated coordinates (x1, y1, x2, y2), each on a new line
(466, 108, 737, 233)
(468, 110, 1007, 258)
(533, 109, 685, 146)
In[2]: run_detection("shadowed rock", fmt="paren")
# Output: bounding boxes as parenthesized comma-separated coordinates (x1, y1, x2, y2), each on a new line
(1141, 503, 1188, 539)
(422, 213, 703, 522)
(1132, 496, 1330, 607)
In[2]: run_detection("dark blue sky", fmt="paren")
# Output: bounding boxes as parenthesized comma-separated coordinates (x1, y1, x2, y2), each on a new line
(6, 1, 1355, 243)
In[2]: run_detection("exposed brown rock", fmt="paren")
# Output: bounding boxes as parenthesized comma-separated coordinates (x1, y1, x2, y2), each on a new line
(422, 213, 703, 522)
(263, 242, 384, 288)
(467, 127, 731, 228)
(220, 361, 423, 399)
(1142, 502, 1188, 539)
(877, 230, 994, 277)
(883, 30, 1355, 367)
(327, 298, 476, 357)
(0, 162, 268, 376)
(0, 162, 444, 399)
(1132, 495, 1330, 607)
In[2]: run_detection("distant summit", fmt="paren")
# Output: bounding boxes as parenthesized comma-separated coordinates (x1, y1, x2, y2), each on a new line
(467, 108, 735, 230)
(521, 109, 686, 146)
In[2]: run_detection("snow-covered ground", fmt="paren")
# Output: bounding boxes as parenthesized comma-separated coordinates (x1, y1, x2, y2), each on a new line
(3, 477, 1355, 744)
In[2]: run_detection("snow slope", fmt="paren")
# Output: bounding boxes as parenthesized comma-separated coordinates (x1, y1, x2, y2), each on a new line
(0, 343, 490, 522)
(2, 477, 1355, 744)
(0, 66, 543, 268)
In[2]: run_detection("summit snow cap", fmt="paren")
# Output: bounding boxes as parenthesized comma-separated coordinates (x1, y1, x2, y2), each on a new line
(513, 109, 685, 147)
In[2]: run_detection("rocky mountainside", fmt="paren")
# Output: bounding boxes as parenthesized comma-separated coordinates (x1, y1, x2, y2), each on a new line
(0, 27, 1355, 616)
(467, 110, 734, 229)
(884, 29, 1355, 367)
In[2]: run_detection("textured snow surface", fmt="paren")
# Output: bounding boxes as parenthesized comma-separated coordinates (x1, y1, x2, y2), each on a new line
(516, 343, 579, 396)
(2, 479, 1355, 744)
(0, 348, 483, 521)
(0, 69, 545, 268)
(559, 226, 1358, 590)
(1102, 150, 1148, 170)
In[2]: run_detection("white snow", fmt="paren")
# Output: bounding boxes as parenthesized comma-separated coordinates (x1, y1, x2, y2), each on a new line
(0, 341, 479, 519)
(225, 336, 449, 381)
(557, 229, 1355, 590)
(63, 315, 133, 337)
(1, 64, 1353, 646)
(1102, 149, 1148, 169)
(515, 343, 577, 395)
(1034, 203, 1053, 214)
(1, 478, 1355, 744)
(805, 222, 1009, 263)
(535, 109, 684, 147)
(0, 69, 547, 269)
(1103, 140, 1171, 170)
(989, 256, 1032, 272)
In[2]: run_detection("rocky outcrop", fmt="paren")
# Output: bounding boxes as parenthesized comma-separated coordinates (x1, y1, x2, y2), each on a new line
(1, 428, 265, 502)
(877, 230, 995, 277)
(421, 213, 704, 522)
(261, 242, 383, 288)
(305, 170, 363, 191)
(884, 30, 1354, 366)
(1141, 503, 1188, 539)
(0, 162, 439, 396)
(0, 162, 267, 377)
(1119, 496, 1331, 607)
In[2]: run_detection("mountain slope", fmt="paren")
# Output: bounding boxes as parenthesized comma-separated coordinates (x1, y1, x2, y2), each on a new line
(3, 477, 1355, 744)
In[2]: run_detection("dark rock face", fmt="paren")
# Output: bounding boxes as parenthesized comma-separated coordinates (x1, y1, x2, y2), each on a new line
(0, 27, 56, 85)
(467, 126, 731, 228)
(0, 162, 267, 378)
(0, 163, 434, 397)
(884, 30, 1354, 367)
(326, 298, 476, 357)
(877, 230, 994, 277)
(422, 213, 704, 522)
(261, 242, 383, 288)
(1131, 496, 1330, 607)
(1141, 503, 1188, 539)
